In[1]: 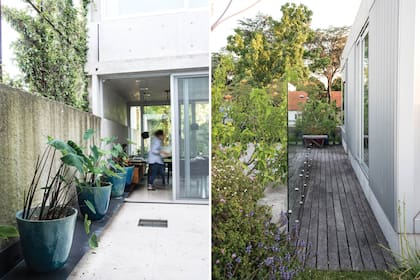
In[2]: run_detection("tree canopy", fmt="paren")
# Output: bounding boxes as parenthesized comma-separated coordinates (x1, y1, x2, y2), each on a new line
(226, 3, 313, 87)
(3, 0, 90, 111)
(305, 26, 349, 102)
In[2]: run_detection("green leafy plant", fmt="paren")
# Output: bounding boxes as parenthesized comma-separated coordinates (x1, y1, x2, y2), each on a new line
(104, 137, 136, 168)
(388, 202, 420, 279)
(21, 146, 77, 221)
(212, 80, 288, 185)
(0, 225, 19, 240)
(48, 129, 119, 188)
(295, 98, 338, 136)
(212, 157, 307, 279)
(2, 0, 91, 110)
(4, 142, 96, 248)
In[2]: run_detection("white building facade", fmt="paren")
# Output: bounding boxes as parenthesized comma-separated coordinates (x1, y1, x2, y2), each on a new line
(342, 0, 420, 252)
(86, 0, 210, 201)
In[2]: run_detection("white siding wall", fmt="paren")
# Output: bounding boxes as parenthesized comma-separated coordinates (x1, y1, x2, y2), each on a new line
(368, 0, 399, 229)
(343, 0, 420, 252)
(345, 0, 398, 229)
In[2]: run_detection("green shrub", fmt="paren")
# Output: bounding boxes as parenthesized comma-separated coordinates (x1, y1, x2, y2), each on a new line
(295, 99, 338, 136)
(212, 156, 307, 279)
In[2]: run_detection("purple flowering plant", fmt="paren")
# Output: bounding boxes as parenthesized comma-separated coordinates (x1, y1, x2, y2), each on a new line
(212, 157, 309, 279)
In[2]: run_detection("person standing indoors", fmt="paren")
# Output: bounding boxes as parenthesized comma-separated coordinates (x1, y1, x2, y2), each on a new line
(148, 129, 169, 190)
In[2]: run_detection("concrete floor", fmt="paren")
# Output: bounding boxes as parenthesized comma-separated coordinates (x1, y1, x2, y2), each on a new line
(258, 183, 287, 225)
(67, 202, 210, 280)
(126, 183, 173, 202)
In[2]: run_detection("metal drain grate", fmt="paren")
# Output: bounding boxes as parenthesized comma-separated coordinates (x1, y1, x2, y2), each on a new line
(138, 219, 168, 228)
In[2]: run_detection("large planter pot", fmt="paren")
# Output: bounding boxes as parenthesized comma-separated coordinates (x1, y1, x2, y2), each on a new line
(125, 166, 134, 186)
(77, 183, 112, 220)
(16, 207, 77, 272)
(107, 172, 127, 197)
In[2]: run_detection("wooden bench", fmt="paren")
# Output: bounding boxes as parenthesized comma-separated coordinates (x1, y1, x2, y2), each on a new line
(302, 135, 328, 148)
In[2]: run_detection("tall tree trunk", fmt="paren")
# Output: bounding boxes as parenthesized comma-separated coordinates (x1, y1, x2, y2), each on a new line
(327, 77, 332, 103)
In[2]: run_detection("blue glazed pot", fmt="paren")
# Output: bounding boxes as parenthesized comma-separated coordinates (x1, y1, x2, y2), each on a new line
(16, 207, 77, 272)
(77, 183, 112, 220)
(125, 166, 134, 186)
(107, 172, 127, 197)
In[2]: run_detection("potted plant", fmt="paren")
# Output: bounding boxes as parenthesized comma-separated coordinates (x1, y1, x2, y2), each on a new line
(12, 145, 93, 272)
(102, 137, 128, 197)
(108, 139, 135, 190)
(49, 129, 117, 221)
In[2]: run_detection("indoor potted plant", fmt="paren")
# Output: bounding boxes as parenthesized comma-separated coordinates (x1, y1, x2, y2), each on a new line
(49, 129, 117, 220)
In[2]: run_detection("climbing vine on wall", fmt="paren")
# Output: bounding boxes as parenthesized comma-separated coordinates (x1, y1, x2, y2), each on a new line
(3, 0, 91, 111)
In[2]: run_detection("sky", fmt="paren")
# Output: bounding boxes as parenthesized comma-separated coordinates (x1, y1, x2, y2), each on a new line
(210, 0, 362, 52)
(2, 0, 27, 78)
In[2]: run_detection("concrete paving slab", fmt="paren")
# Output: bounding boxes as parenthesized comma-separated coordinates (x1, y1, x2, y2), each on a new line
(67, 203, 210, 280)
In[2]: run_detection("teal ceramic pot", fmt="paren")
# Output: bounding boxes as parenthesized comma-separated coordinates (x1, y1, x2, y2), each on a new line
(107, 172, 127, 197)
(16, 207, 77, 272)
(125, 166, 134, 186)
(77, 183, 112, 220)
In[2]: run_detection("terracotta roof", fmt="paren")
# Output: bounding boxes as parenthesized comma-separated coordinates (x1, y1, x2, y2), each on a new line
(288, 91, 308, 111)
(288, 91, 342, 111)
(331, 91, 342, 108)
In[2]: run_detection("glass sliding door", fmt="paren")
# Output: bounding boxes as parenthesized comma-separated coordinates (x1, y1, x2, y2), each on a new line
(172, 74, 209, 200)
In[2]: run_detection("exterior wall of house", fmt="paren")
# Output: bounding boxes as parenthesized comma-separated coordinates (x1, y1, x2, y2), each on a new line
(86, 0, 209, 138)
(86, 1, 208, 77)
(343, 0, 420, 252)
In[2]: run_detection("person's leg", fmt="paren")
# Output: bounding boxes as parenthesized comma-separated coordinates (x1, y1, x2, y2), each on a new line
(160, 164, 166, 185)
(148, 164, 158, 190)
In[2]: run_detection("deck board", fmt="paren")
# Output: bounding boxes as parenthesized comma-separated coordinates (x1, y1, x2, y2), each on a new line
(289, 145, 396, 271)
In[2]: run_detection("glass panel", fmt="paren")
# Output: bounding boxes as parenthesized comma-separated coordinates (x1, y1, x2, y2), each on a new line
(362, 34, 369, 167)
(117, 0, 184, 16)
(143, 106, 171, 158)
(177, 76, 209, 200)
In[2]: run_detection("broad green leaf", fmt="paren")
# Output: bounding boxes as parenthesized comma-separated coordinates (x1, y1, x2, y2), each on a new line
(61, 154, 84, 174)
(88, 233, 98, 249)
(0, 225, 19, 239)
(91, 145, 99, 162)
(84, 200, 97, 214)
(101, 136, 117, 145)
(48, 139, 75, 154)
(84, 214, 91, 234)
(83, 128, 94, 140)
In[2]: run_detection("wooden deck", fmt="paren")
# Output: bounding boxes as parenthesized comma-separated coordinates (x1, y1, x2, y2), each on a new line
(288, 145, 396, 271)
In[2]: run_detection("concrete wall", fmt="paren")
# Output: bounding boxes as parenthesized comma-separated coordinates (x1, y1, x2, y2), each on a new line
(87, 5, 209, 75)
(101, 83, 129, 143)
(0, 85, 101, 248)
(103, 83, 127, 126)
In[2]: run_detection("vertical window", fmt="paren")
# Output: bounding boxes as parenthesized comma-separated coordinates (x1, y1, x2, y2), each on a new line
(362, 32, 369, 167)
